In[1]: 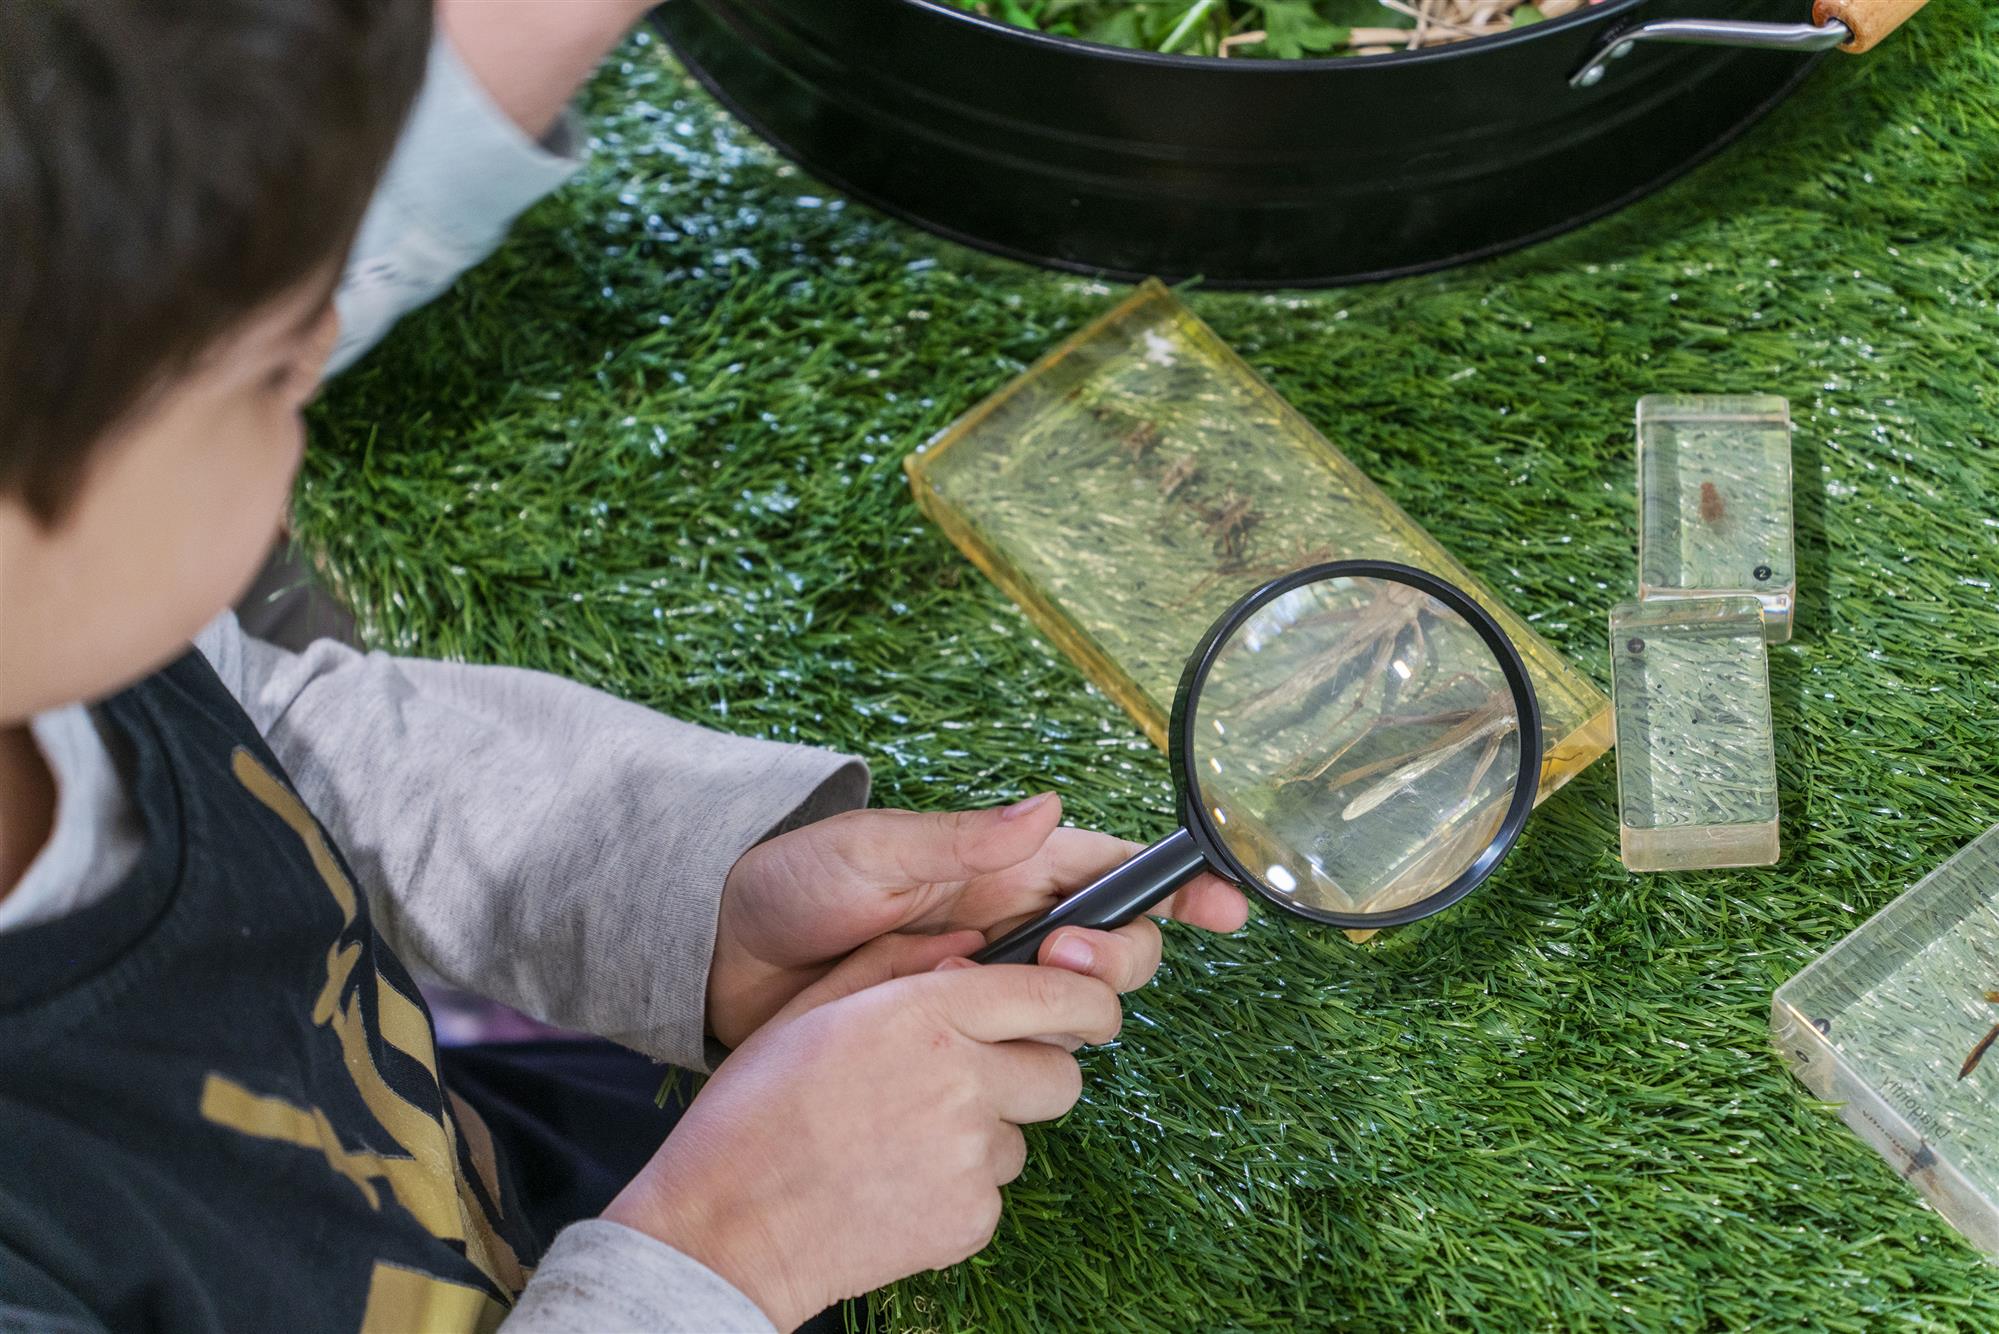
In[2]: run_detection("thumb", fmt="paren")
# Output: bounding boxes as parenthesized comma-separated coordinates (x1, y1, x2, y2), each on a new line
(772, 929, 987, 1023)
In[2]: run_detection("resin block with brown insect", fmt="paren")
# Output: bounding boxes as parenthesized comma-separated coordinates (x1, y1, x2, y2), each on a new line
(1636, 393, 1796, 643)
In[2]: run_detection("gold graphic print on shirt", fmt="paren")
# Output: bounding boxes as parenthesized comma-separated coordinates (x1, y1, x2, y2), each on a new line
(199, 748, 522, 1332)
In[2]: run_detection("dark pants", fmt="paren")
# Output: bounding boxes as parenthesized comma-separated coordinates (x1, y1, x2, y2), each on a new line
(441, 1040, 862, 1333)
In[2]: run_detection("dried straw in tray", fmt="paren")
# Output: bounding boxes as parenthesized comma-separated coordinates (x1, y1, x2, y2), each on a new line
(1331, 0, 1588, 54)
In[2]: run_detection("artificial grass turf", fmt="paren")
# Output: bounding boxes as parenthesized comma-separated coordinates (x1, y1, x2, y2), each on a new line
(301, 9, 1997, 1330)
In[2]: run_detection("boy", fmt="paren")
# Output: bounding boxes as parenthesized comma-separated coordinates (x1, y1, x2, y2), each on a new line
(0, 2, 1247, 1331)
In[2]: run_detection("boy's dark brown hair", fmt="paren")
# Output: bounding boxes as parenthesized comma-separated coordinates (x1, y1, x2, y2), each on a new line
(0, 0, 432, 522)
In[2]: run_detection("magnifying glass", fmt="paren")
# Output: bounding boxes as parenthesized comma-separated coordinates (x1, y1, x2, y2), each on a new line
(976, 560, 1543, 964)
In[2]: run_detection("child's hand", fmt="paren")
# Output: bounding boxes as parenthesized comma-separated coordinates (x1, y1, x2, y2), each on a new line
(607, 932, 1119, 1330)
(708, 793, 1249, 1047)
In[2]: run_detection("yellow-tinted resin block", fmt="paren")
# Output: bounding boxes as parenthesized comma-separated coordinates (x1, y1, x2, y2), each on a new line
(1773, 823, 1999, 1259)
(1636, 394, 1796, 643)
(904, 280, 1610, 804)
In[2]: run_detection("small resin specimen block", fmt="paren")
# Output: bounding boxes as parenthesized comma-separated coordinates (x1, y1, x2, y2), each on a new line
(1608, 596, 1779, 871)
(904, 279, 1611, 806)
(1772, 823, 1999, 1259)
(1636, 394, 1796, 643)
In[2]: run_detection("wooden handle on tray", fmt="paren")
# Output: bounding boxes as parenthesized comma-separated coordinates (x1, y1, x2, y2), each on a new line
(1812, 0, 1927, 54)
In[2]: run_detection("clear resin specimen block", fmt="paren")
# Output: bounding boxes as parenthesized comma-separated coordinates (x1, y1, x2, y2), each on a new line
(1636, 394, 1796, 643)
(1773, 823, 1999, 1259)
(1608, 596, 1779, 871)
(904, 280, 1611, 807)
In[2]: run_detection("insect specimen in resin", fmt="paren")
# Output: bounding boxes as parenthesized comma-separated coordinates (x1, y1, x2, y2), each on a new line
(1119, 420, 1161, 463)
(1958, 989, 1999, 1081)
(1225, 539, 1338, 585)
(1156, 455, 1200, 499)
(1699, 480, 1726, 525)
(1200, 490, 1261, 559)
(1171, 539, 1337, 610)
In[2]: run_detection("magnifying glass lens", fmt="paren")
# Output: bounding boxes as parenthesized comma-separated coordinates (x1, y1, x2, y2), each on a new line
(973, 563, 1539, 966)
(1192, 575, 1526, 920)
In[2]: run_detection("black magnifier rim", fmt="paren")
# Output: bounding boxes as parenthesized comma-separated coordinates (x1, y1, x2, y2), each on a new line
(1166, 559, 1543, 930)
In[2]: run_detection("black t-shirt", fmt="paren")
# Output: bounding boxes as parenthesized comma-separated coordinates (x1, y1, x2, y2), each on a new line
(0, 650, 538, 1330)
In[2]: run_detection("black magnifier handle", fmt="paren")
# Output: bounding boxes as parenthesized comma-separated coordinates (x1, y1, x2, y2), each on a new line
(973, 826, 1209, 965)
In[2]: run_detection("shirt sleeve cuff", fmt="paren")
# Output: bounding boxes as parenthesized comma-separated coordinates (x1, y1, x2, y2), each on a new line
(329, 34, 584, 373)
(503, 1220, 776, 1333)
(601, 743, 869, 1073)
(387, 36, 585, 254)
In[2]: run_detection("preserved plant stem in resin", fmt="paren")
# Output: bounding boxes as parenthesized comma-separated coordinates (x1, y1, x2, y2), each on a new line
(1959, 993, 1999, 1081)
(1609, 596, 1779, 871)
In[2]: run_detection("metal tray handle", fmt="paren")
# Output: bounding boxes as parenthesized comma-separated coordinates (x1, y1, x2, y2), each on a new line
(1814, 0, 1928, 52)
(1572, 0, 1928, 87)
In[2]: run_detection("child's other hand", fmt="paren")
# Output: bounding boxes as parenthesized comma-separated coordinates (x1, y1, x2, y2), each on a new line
(606, 933, 1118, 1330)
(708, 794, 1249, 1047)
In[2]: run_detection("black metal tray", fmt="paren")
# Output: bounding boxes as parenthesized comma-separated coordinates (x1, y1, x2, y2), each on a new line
(649, 0, 1823, 287)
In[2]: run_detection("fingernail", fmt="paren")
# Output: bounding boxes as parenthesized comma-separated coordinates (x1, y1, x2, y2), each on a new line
(932, 957, 977, 972)
(1045, 934, 1094, 972)
(999, 791, 1054, 821)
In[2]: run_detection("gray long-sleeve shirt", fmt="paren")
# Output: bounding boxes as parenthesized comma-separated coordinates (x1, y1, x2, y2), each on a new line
(10, 615, 866, 1332)
(210, 621, 868, 1331)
